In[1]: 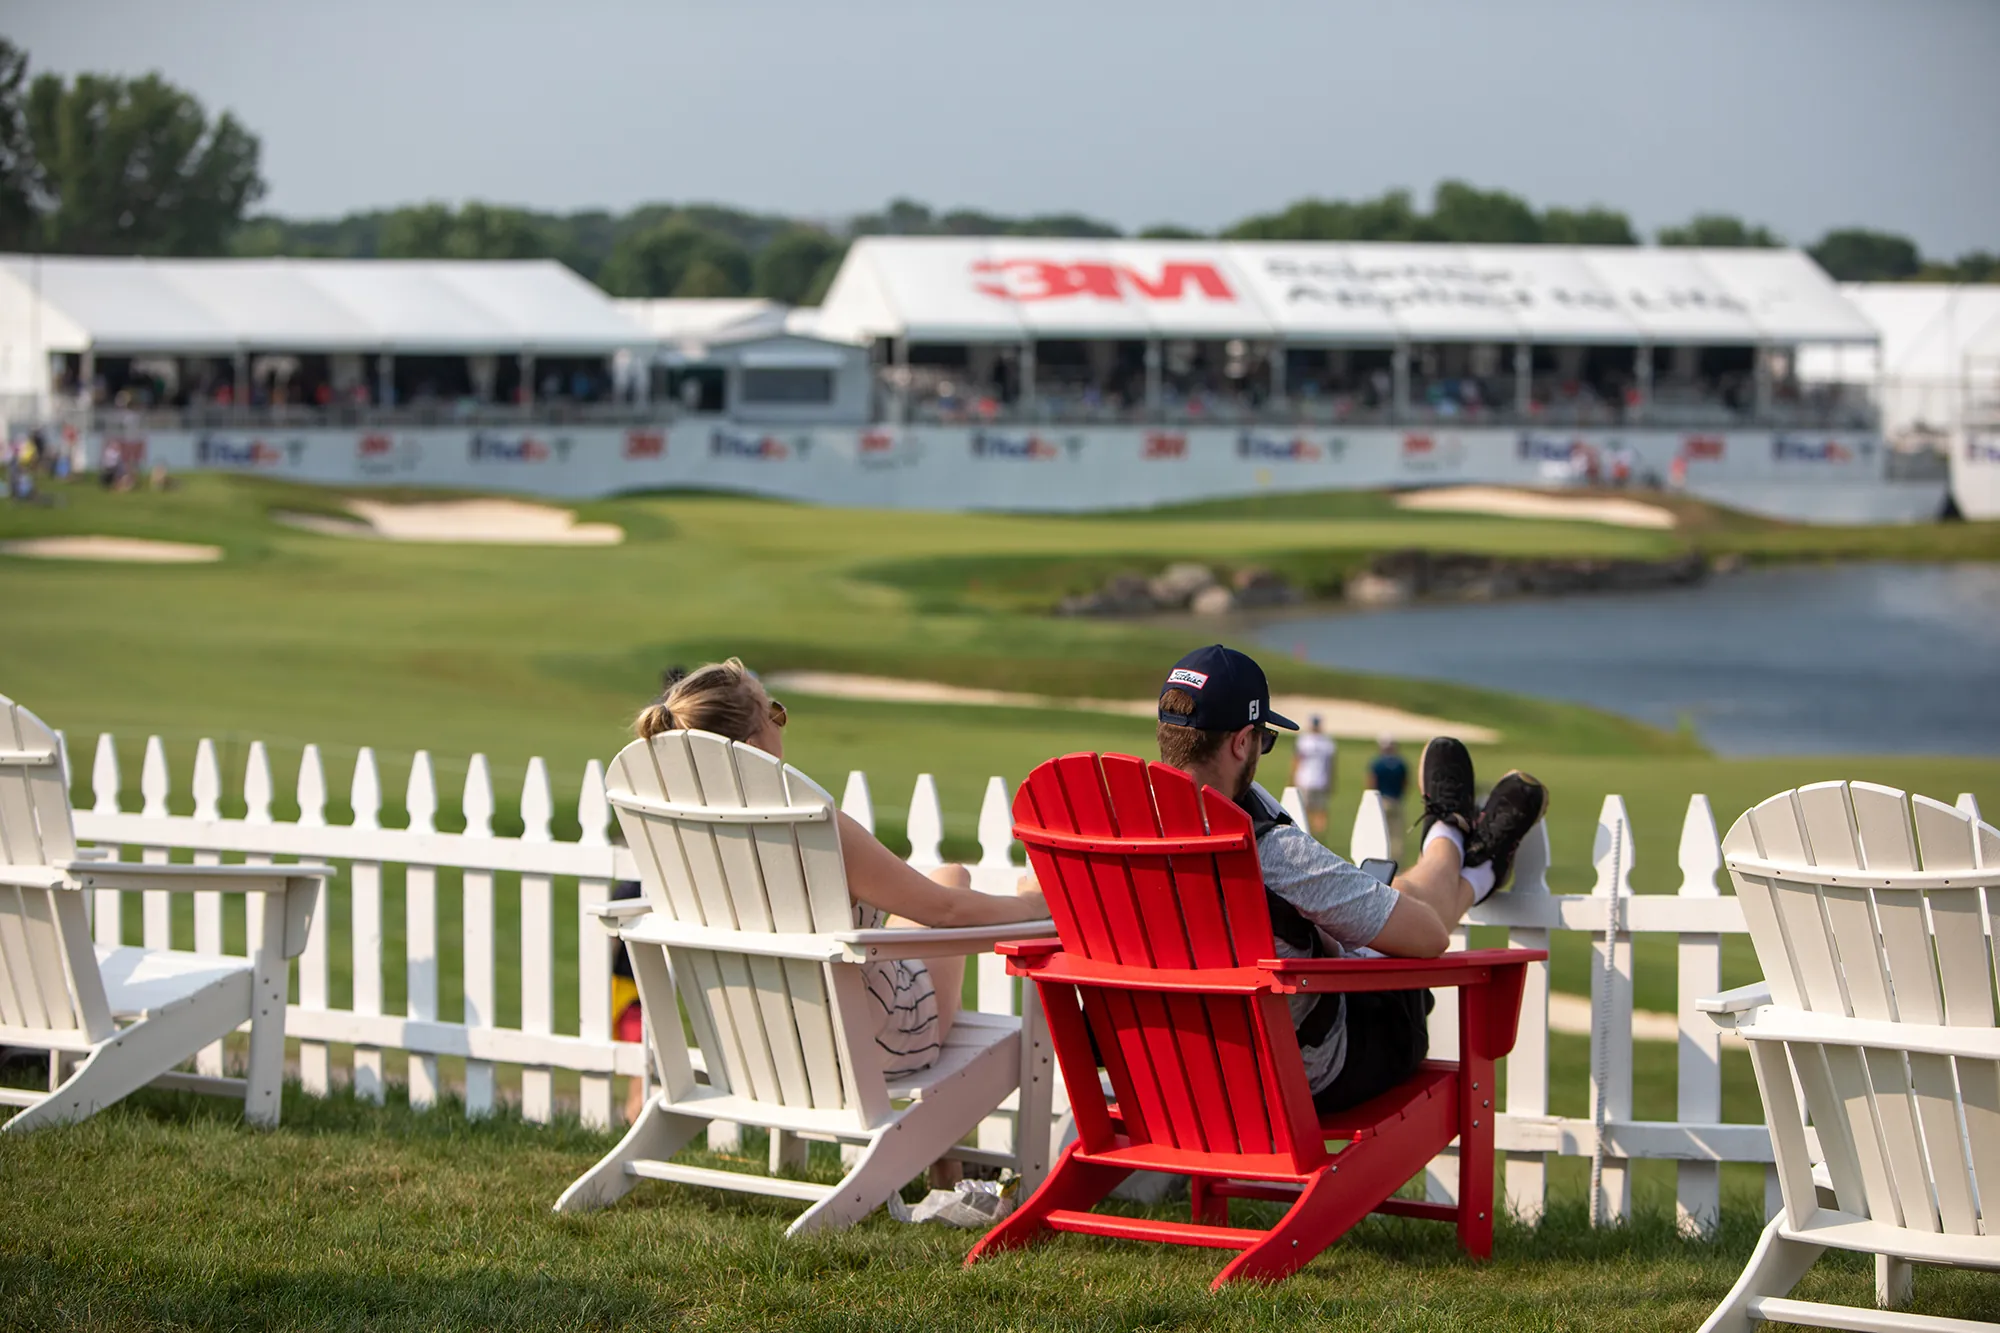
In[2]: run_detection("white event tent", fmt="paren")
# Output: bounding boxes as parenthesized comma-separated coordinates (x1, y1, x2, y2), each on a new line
(1798, 283, 2000, 437)
(0, 255, 651, 412)
(813, 238, 1879, 346)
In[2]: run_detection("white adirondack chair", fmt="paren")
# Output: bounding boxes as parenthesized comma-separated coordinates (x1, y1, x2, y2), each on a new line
(554, 729, 1054, 1234)
(1699, 782, 2000, 1333)
(0, 695, 329, 1132)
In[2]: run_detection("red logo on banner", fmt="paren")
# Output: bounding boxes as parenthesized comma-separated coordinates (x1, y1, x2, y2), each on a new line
(1143, 433, 1188, 459)
(624, 430, 666, 459)
(1682, 435, 1725, 461)
(358, 434, 394, 457)
(972, 259, 1234, 303)
(860, 431, 895, 454)
(1402, 434, 1435, 455)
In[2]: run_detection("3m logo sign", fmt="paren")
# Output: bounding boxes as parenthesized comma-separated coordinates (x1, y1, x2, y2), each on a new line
(972, 259, 1235, 303)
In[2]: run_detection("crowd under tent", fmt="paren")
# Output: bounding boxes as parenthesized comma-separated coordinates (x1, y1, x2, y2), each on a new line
(616, 297, 870, 425)
(0, 255, 654, 423)
(1798, 283, 2000, 443)
(813, 238, 1881, 428)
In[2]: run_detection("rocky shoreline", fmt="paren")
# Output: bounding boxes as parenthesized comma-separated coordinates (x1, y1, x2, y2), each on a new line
(1054, 549, 1718, 617)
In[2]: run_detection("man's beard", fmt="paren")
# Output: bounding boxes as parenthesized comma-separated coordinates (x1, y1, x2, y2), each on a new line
(1233, 748, 1260, 801)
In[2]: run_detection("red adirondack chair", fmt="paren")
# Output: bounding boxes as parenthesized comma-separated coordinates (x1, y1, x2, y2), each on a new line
(966, 753, 1546, 1289)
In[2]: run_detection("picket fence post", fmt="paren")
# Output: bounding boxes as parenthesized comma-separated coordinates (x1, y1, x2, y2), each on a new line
(462, 754, 496, 1117)
(519, 757, 555, 1124)
(191, 739, 226, 1077)
(906, 773, 943, 869)
(976, 775, 1017, 1155)
(350, 748, 386, 1104)
(1504, 818, 1553, 1222)
(1589, 794, 1637, 1224)
(840, 770, 873, 832)
(297, 744, 331, 1096)
(1674, 794, 1724, 1237)
(140, 736, 171, 948)
(575, 759, 615, 1130)
(405, 752, 441, 1108)
(90, 734, 121, 945)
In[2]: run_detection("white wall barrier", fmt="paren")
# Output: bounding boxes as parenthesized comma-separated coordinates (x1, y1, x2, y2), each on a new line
(61, 726, 1985, 1228)
(89, 422, 1947, 525)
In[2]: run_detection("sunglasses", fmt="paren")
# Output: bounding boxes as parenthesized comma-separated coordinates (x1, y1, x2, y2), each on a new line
(768, 698, 788, 729)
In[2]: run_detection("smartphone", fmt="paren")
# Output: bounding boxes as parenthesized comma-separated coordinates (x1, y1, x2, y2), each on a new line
(1359, 857, 1398, 885)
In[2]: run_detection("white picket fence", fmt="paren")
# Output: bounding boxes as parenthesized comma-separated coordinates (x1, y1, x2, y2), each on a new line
(57, 725, 1988, 1233)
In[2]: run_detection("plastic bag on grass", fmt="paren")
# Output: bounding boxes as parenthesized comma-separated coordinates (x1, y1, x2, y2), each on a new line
(886, 1175, 1018, 1228)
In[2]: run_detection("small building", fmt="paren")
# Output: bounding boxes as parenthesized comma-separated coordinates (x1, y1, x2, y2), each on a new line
(616, 298, 872, 425)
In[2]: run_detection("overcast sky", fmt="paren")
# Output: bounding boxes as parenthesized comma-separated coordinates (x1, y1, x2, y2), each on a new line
(7, 0, 1997, 255)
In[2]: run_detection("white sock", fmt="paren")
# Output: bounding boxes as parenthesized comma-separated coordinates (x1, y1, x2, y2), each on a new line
(1422, 822, 1465, 858)
(1465, 861, 1498, 904)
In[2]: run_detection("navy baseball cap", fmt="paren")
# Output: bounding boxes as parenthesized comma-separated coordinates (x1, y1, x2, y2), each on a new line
(1158, 645, 1298, 732)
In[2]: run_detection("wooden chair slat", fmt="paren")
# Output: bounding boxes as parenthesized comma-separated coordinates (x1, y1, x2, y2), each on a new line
(15, 886, 77, 1032)
(1725, 805, 1803, 1009)
(1960, 1059, 2000, 1233)
(1927, 889, 1993, 1028)
(1795, 781, 1862, 870)
(652, 734, 742, 930)
(1821, 1044, 1906, 1225)
(1790, 1040, 1870, 1215)
(611, 748, 706, 925)
(1910, 794, 1978, 872)
(0, 886, 34, 1029)
(1873, 888, 1943, 1025)
(1821, 887, 1893, 1020)
(1848, 782, 1918, 871)
(1907, 1051, 1978, 1235)
(1056, 754, 1154, 965)
(1013, 766, 1090, 952)
(1751, 1041, 1821, 1225)
(1863, 1047, 1940, 1233)
(1772, 879, 1850, 1015)
(780, 767, 848, 935)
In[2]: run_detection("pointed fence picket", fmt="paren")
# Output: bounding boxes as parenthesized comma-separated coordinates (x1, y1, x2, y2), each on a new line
(61, 725, 1969, 1231)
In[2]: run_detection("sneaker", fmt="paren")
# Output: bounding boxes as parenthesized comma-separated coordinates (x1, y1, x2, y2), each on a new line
(1415, 737, 1478, 842)
(1469, 770, 1550, 894)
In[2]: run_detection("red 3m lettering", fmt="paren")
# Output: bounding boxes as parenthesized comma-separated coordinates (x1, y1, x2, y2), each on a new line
(972, 259, 1234, 302)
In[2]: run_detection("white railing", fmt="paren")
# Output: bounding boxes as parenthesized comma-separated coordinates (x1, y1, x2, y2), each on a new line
(56, 724, 1985, 1234)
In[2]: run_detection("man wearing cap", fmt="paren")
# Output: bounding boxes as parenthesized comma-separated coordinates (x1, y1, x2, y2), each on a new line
(1156, 644, 1547, 1113)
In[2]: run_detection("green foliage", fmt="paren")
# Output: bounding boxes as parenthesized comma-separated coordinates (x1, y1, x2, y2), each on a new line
(1916, 250, 2000, 283)
(1137, 223, 1205, 239)
(1224, 188, 1430, 241)
(0, 40, 37, 250)
(598, 217, 754, 297)
(1808, 227, 1922, 282)
(1429, 180, 1543, 243)
(23, 64, 263, 255)
(1540, 205, 1639, 246)
(754, 226, 842, 303)
(850, 196, 1123, 239)
(376, 201, 553, 261)
(1655, 214, 1783, 248)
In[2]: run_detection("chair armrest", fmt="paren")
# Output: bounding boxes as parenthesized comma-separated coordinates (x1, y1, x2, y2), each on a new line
(616, 914, 848, 961)
(57, 860, 335, 894)
(1697, 981, 1772, 1030)
(1261, 946, 1548, 995)
(834, 919, 1057, 962)
(584, 898, 652, 931)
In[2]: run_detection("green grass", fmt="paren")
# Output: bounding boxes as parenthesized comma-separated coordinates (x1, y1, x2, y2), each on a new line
(3, 1072, 1997, 1332)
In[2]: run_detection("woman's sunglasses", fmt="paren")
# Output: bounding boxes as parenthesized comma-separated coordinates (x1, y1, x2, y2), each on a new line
(768, 698, 788, 729)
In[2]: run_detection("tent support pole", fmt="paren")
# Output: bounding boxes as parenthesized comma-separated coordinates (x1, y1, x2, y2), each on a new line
(232, 350, 249, 414)
(1268, 340, 1286, 417)
(1144, 339, 1162, 420)
(1634, 343, 1652, 424)
(1514, 340, 1531, 423)
(377, 354, 394, 409)
(1752, 342, 1771, 423)
(520, 353, 535, 413)
(1392, 341, 1410, 424)
(1021, 340, 1036, 422)
(894, 338, 909, 425)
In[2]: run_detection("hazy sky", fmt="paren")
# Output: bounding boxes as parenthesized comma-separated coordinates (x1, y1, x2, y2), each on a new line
(8, 0, 1997, 255)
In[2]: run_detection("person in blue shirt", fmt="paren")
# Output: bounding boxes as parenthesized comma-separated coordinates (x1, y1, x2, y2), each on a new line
(1366, 736, 1410, 861)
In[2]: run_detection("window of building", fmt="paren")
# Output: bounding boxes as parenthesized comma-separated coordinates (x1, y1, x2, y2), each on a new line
(741, 367, 835, 405)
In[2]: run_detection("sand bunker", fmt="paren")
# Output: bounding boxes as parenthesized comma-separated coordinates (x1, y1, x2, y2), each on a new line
(0, 535, 222, 563)
(278, 498, 622, 545)
(763, 671, 1498, 744)
(1396, 486, 1676, 530)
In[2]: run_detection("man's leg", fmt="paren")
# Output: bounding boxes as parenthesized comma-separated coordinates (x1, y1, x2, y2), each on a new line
(1392, 827, 1479, 932)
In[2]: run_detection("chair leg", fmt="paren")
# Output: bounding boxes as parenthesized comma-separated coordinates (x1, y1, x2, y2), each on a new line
(965, 1141, 1133, 1266)
(1457, 1080, 1497, 1259)
(1695, 1214, 1825, 1333)
(1213, 1167, 1371, 1288)
(4, 984, 248, 1134)
(1191, 1177, 1228, 1226)
(551, 1095, 707, 1213)
(789, 1080, 1014, 1236)
(1875, 1254, 1912, 1309)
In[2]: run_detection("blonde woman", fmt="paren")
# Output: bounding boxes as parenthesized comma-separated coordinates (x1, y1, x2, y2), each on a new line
(633, 659, 1048, 1084)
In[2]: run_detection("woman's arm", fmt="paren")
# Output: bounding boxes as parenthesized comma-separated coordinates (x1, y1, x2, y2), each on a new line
(836, 813, 1048, 926)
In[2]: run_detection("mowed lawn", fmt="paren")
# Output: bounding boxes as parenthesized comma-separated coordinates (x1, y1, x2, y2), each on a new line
(5, 476, 2000, 1328)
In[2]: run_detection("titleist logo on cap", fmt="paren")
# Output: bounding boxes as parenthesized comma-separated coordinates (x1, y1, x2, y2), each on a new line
(1167, 668, 1209, 689)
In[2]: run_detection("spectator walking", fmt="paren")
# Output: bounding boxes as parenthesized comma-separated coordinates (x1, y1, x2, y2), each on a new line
(1367, 736, 1410, 862)
(1289, 715, 1337, 837)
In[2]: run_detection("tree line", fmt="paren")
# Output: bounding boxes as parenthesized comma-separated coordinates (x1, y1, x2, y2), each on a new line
(2, 40, 1994, 303)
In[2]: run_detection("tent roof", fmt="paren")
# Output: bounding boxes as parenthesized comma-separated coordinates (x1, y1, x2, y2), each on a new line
(0, 255, 649, 354)
(813, 237, 1879, 345)
(614, 297, 788, 344)
(1807, 283, 2000, 380)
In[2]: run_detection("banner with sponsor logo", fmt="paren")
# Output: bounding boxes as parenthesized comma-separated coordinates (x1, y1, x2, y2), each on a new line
(92, 421, 1935, 524)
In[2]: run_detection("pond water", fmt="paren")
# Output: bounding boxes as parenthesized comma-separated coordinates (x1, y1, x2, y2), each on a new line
(1258, 563, 2000, 756)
